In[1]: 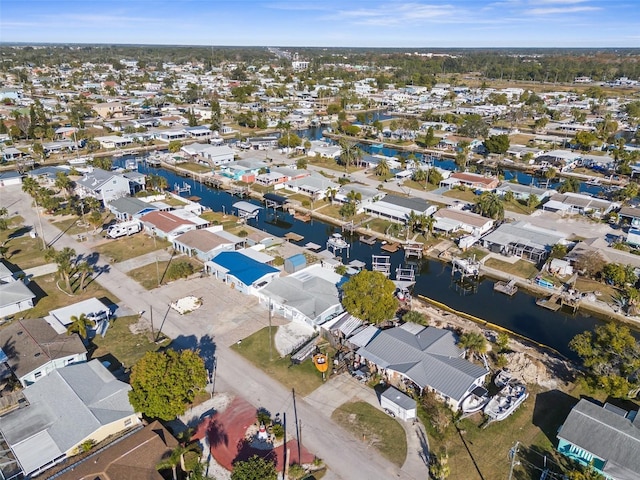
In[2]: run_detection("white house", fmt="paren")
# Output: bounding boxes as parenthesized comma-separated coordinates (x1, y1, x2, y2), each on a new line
(0, 261, 36, 318)
(76, 168, 132, 204)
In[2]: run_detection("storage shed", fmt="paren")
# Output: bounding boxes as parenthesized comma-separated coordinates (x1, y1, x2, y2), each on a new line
(380, 386, 416, 421)
(284, 253, 306, 274)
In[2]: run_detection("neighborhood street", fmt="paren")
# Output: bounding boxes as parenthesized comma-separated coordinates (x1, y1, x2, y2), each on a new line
(2, 185, 417, 480)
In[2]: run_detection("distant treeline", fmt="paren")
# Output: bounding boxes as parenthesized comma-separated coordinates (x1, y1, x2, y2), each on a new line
(1, 45, 639, 86)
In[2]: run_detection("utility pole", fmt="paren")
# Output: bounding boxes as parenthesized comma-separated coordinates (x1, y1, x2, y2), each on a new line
(149, 304, 154, 339)
(268, 297, 272, 362)
(34, 195, 46, 250)
(507, 441, 520, 480)
(292, 389, 301, 464)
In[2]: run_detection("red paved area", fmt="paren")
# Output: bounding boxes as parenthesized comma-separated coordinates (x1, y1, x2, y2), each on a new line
(194, 396, 315, 472)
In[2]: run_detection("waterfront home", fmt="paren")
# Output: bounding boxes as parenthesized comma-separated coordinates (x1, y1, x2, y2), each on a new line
(481, 221, 568, 263)
(506, 145, 545, 160)
(255, 264, 345, 327)
(433, 207, 494, 236)
(107, 196, 158, 221)
(0, 170, 22, 187)
(219, 158, 268, 181)
(542, 192, 619, 216)
(76, 168, 132, 203)
(181, 143, 235, 166)
(172, 226, 244, 261)
(1, 146, 27, 162)
(495, 182, 555, 202)
(155, 128, 188, 142)
(618, 206, 640, 228)
(139, 210, 196, 241)
(0, 360, 140, 478)
(308, 140, 342, 159)
(355, 323, 489, 410)
(440, 172, 499, 191)
(538, 150, 581, 170)
(364, 194, 437, 223)
(122, 170, 146, 193)
(566, 237, 640, 270)
(94, 135, 133, 150)
(557, 399, 640, 479)
(93, 101, 125, 118)
(26, 166, 70, 186)
(54, 421, 178, 480)
(204, 251, 279, 295)
(185, 125, 213, 139)
(284, 171, 340, 200)
(0, 317, 87, 386)
(333, 185, 381, 213)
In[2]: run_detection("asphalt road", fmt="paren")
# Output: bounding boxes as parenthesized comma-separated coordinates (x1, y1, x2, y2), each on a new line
(1, 185, 408, 480)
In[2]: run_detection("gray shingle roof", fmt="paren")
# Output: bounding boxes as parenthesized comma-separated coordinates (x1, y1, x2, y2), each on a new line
(108, 196, 155, 216)
(357, 324, 488, 403)
(558, 399, 640, 479)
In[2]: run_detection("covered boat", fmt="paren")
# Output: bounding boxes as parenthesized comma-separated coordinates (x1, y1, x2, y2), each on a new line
(460, 386, 489, 414)
(494, 369, 511, 388)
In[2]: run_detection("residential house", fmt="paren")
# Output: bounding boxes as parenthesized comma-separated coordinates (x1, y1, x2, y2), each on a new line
(256, 166, 308, 187)
(94, 135, 133, 150)
(538, 150, 581, 170)
(156, 128, 188, 142)
(356, 323, 489, 409)
(122, 171, 146, 193)
(182, 143, 235, 166)
(76, 168, 132, 203)
(185, 125, 213, 139)
(26, 166, 67, 186)
(364, 194, 437, 223)
(220, 158, 268, 182)
(0, 317, 87, 386)
(0, 260, 36, 318)
(495, 182, 555, 202)
(54, 421, 178, 480)
(566, 237, 640, 270)
(255, 264, 345, 327)
(93, 102, 125, 118)
(139, 210, 197, 241)
(333, 185, 381, 213)
(284, 171, 340, 199)
(44, 297, 112, 335)
(173, 226, 244, 261)
(433, 207, 494, 236)
(1, 147, 27, 162)
(205, 250, 279, 295)
(107, 196, 158, 221)
(618, 206, 640, 228)
(307, 141, 342, 159)
(0, 170, 22, 187)
(557, 399, 640, 480)
(481, 220, 568, 263)
(542, 192, 619, 216)
(440, 172, 499, 191)
(0, 360, 140, 478)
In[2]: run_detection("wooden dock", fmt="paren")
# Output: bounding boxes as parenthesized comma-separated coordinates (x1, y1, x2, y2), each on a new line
(359, 235, 377, 245)
(536, 294, 562, 311)
(381, 242, 400, 253)
(294, 212, 311, 222)
(284, 232, 304, 242)
(494, 279, 518, 296)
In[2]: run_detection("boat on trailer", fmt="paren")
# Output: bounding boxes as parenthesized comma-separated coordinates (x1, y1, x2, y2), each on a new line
(494, 369, 511, 388)
(460, 386, 490, 414)
(484, 380, 528, 421)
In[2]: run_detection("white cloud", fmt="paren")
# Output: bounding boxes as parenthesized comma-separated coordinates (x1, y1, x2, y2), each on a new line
(530, 0, 589, 4)
(333, 3, 464, 26)
(526, 5, 600, 14)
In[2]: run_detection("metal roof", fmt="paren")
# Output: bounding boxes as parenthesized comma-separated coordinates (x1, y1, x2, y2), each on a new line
(210, 251, 278, 285)
(381, 386, 416, 411)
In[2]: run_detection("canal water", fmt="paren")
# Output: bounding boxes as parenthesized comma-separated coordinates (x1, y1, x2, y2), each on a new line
(121, 158, 612, 359)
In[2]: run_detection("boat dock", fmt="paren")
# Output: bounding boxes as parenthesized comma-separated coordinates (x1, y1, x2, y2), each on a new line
(404, 242, 423, 259)
(536, 294, 562, 311)
(294, 212, 312, 222)
(494, 279, 518, 296)
(360, 235, 377, 245)
(284, 232, 304, 242)
(381, 242, 400, 253)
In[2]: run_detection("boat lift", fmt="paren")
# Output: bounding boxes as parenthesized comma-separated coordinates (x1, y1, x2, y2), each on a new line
(372, 255, 391, 276)
(233, 201, 262, 224)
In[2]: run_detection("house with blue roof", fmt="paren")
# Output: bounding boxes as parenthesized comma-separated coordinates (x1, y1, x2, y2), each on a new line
(205, 251, 279, 294)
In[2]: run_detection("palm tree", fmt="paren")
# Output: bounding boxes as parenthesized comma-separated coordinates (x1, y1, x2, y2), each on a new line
(338, 139, 363, 171)
(22, 177, 38, 197)
(374, 158, 390, 177)
(412, 168, 427, 189)
(67, 313, 93, 340)
(423, 215, 435, 239)
(76, 260, 93, 290)
(475, 192, 504, 220)
(54, 171, 73, 198)
(325, 186, 337, 203)
(458, 332, 487, 360)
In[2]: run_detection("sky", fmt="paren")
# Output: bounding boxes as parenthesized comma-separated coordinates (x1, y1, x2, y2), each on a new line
(1, 0, 639, 48)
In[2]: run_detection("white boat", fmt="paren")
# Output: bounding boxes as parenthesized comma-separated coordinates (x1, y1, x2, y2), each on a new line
(494, 369, 511, 388)
(484, 381, 528, 421)
(460, 386, 489, 414)
(327, 233, 349, 249)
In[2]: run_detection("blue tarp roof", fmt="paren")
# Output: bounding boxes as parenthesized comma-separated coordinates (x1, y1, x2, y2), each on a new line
(286, 253, 306, 266)
(212, 251, 278, 285)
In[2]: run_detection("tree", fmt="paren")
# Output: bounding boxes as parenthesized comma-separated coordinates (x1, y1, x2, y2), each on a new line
(412, 168, 427, 188)
(495, 332, 510, 353)
(76, 260, 93, 290)
(231, 455, 277, 480)
(277, 132, 301, 149)
(22, 177, 38, 197)
(558, 177, 581, 193)
(403, 310, 427, 325)
(550, 243, 568, 259)
(374, 158, 390, 177)
(475, 192, 504, 220)
(88, 210, 103, 233)
(168, 140, 182, 153)
(483, 134, 510, 155)
(210, 99, 222, 132)
(338, 139, 363, 171)
(46, 247, 77, 292)
(458, 114, 488, 138)
(54, 171, 73, 197)
(458, 332, 487, 359)
(341, 270, 398, 324)
(569, 322, 640, 397)
(147, 173, 168, 192)
(423, 126, 438, 147)
(128, 349, 208, 420)
(67, 313, 92, 340)
(574, 250, 605, 279)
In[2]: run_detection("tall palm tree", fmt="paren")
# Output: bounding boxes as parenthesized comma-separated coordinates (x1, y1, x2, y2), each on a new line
(458, 332, 487, 360)
(22, 177, 38, 197)
(54, 172, 73, 198)
(338, 139, 362, 171)
(423, 215, 436, 239)
(475, 192, 504, 220)
(67, 313, 93, 340)
(77, 260, 93, 290)
(374, 158, 390, 177)
(412, 168, 427, 189)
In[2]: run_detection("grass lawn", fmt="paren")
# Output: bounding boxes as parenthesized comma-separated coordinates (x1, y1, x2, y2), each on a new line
(94, 234, 171, 263)
(443, 189, 479, 203)
(90, 315, 170, 370)
(162, 196, 188, 207)
(402, 179, 437, 192)
(502, 199, 538, 216)
(25, 272, 119, 319)
(331, 401, 407, 467)
(460, 247, 489, 261)
(176, 162, 211, 174)
(574, 277, 618, 304)
(365, 218, 395, 236)
(309, 156, 361, 174)
(283, 192, 315, 205)
(0, 224, 48, 270)
(484, 258, 539, 279)
(127, 256, 202, 290)
(315, 204, 369, 224)
(231, 327, 327, 396)
(199, 210, 239, 228)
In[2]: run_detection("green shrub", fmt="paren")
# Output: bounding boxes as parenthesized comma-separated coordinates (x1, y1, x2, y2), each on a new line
(166, 261, 194, 281)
